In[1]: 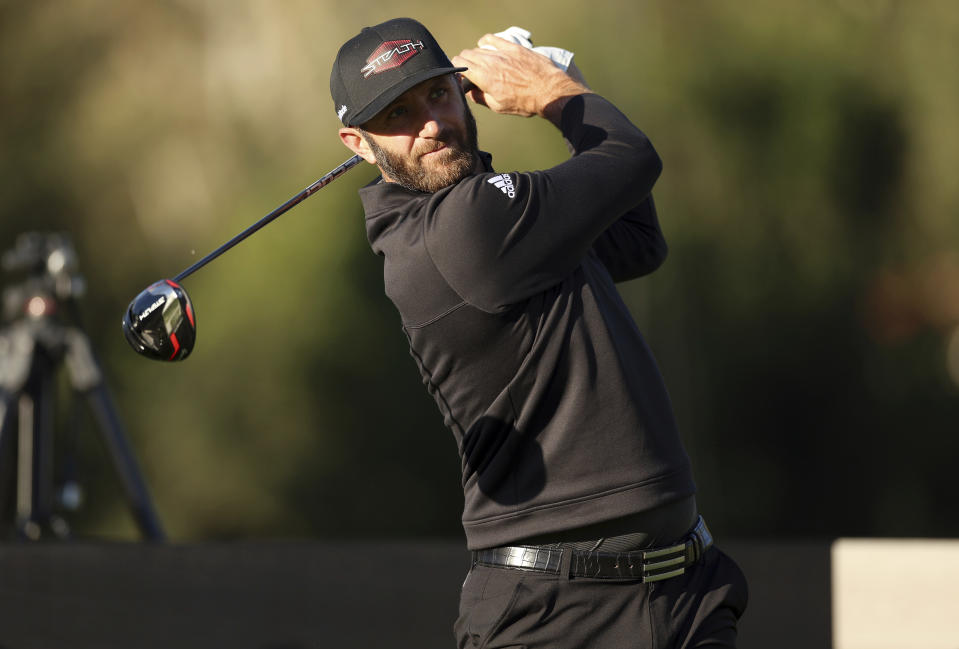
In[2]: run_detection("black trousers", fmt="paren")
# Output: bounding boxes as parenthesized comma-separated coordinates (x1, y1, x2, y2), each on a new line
(455, 546, 748, 649)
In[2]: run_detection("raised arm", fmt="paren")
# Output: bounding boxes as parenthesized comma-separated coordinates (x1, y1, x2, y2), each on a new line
(591, 196, 667, 282)
(423, 36, 663, 312)
(452, 34, 590, 127)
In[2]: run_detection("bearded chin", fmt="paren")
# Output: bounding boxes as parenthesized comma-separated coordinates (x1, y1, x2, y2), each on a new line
(362, 102, 479, 194)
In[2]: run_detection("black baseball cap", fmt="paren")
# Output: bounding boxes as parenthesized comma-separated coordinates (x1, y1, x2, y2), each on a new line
(330, 18, 466, 127)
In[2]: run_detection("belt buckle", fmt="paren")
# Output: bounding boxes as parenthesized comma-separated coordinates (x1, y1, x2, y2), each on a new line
(692, 516, 713, 559)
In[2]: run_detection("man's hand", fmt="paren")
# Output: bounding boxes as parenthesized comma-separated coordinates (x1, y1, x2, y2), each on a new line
(452, 34, 590, 127)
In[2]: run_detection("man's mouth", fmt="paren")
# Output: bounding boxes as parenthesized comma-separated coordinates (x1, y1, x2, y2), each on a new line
(421, 143, 448, 158)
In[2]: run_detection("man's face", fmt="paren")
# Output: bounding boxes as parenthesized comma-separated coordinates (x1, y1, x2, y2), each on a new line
(357, 74, 478, 193)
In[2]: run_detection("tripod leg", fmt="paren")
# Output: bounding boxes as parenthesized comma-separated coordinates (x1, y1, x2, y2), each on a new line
(0, 389, 15, 531)
(83, 385, 166, 541)
(0, 322, 43, 538)
(0, 323, 35, 517)
(14, 392, 45, 539)
(0, 388, 14, 469)
(64, 329, 166, 541)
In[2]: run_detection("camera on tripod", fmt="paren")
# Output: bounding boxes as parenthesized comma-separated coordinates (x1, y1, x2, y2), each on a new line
(2, 231, 86, 325)
(0, 232, 164, 541)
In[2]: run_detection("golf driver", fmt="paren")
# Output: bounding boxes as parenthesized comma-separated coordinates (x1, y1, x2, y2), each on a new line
(122, 154, 363, 361)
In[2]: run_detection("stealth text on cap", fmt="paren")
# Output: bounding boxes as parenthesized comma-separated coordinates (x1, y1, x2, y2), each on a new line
(361, 39, 425, 78)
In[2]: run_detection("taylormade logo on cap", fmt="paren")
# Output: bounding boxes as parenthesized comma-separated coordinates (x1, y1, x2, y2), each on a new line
(330, 18, 466, 127)
(362, 39, 425, 77)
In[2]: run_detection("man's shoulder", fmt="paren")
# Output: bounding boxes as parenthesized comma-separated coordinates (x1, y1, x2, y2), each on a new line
(359, 178, 425, 214)
(360, 164, 530, 229)
(439, 169, 526, 211)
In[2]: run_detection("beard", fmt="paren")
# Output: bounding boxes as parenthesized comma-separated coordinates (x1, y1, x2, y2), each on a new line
(360, 99, 479, 194)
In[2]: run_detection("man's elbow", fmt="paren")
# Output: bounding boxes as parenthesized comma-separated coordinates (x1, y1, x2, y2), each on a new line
(635, 237, 667, 277)
(637, 137, 663, 190)
(614, 237, 668, 281)
(651, 236, 668, 270)
(649, 147, 664, 184)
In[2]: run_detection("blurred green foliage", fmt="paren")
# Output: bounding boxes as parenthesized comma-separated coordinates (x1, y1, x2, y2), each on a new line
(1, 0, 957, 541)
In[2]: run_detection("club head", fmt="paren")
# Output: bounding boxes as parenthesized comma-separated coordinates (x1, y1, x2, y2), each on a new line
(122, 279, 196, 361)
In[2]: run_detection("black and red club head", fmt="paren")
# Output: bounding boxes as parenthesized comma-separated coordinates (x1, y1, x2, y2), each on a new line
(122, 279, 196, 361)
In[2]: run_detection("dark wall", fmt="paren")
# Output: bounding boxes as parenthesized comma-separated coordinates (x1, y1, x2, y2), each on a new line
(0, 540, 829, 649)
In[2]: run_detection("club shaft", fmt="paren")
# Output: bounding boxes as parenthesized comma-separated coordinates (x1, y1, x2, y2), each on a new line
(173, 154, 363, 282)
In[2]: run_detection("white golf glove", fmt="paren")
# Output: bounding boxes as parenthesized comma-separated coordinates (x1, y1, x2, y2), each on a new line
(484, 26, 574, 72)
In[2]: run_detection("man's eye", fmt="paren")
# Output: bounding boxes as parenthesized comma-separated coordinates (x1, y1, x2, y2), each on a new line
(387, 106, 407, 119)
(431, 87, 448, 99)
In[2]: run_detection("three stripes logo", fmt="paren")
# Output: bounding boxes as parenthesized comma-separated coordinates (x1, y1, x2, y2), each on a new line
(487, 174, 515, 199)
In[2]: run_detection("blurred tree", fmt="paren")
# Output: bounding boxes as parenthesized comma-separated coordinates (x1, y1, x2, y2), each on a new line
(1, 0, 957, 541)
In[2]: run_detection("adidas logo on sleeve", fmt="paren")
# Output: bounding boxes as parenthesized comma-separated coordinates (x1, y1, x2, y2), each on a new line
(487, 174, 516, 199)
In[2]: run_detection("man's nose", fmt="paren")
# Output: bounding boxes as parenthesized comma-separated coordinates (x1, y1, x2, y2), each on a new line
(418, 107, 443, 138)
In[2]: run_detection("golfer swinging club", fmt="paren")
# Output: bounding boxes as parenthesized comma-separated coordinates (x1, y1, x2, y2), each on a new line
(331, 18, 748, 648)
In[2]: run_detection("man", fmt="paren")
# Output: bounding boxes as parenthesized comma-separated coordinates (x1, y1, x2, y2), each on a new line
(330, 17, 747, 648)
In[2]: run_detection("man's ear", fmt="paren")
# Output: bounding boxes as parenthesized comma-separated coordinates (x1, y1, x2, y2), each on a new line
(339, 128, 377, 165)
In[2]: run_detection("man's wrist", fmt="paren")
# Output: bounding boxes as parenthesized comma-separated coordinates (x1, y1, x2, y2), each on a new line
(540, 81, 591, 127)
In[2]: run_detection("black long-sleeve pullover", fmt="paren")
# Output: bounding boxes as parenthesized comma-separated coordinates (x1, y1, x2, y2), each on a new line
(360, 93, 695, 550)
